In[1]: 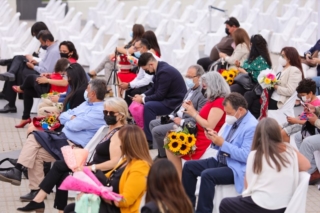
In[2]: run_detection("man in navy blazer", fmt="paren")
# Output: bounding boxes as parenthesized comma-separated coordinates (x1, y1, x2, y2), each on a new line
(132, 52, 187, 146)
(182, 93, 258, 213)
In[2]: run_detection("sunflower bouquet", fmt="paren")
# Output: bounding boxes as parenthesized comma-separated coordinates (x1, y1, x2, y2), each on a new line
(33, 114, 61, 130)
(164, 126, 197, 157)
(257, 69, 278, 89)
(219, 69, 238, 85)
(41, 91, 59, 99)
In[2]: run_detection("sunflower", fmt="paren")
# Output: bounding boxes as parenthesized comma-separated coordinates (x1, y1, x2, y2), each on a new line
(177, 132, 187, 143)
(179, 142, 191, 156)
(168, 140, 182, 153)
(168, 132, 178, 141)
(221, 71, 228, 80)
(227, 79, 234, 85)
(186, 134, 196, 147)
(264, 78, 271, 84)
(47, 116, 55, 124)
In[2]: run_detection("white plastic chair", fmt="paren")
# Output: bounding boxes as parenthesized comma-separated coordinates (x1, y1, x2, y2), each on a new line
(43, 2, 66, 27)
(56, 12, 83, 42)
(0, 5, 12, 27)
(167, 5, 194, 35)
(158, 25, 184, 65)
(281, 0, 300, 14)
(154, 19, 168, 43)
(124, 11, 149, 44)
(0, 22, 27, 46)
(103, 2, 125, 35)
(258, 0, 278, 31)
(290, 22, 318, 56)
(89, 33, 120, 71)
(69, 20, 95, 51)
(0, 12, 20, 38)
(94, 0, 118, 28)
(139, 0, 157, 13)
(147, 0, 171, 28)
(171, 31, 201, 76)
(274, 4, 298, 33)
(252, 0, 263, 11)
(239, 8, 259, 35)
(78, 26, 106, 66)
(236, 0, 250, 22)
(269, 17, 299, 53)
(260, 29, 273, 46)
(293, 8, 314, 38)
(87, 0, 107, 22)
(36, 0, 56, 22)
(284, 172, 310, 213)
(115, 6, 138, 39)
(204, 24, 226, 56)
(160, 1, 181, 32)
(51, 7, 75, 39)
(37, 0, 61, 22)
(268, 92, 298, 125)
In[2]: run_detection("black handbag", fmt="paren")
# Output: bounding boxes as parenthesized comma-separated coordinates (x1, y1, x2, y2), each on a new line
(234, 73, 254, 90)
(183, 121, 197, 136)
(301, 121, 320, 139)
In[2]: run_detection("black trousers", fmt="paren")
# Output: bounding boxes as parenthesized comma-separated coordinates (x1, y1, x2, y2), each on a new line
(64, 203, 76, 213)
(220, 196, 286, 213)
(20, 74, 50, 119)
(230, 83, 247, 96)
(244, 90, 261, 119)
(197, 57, 213, 72)
(124, 84, 152, 107)
(39, 160, 70, 210)
(2, 56, 38, 107)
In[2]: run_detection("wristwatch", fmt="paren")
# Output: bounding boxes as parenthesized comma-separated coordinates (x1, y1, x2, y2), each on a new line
(91, 164, 96, 172)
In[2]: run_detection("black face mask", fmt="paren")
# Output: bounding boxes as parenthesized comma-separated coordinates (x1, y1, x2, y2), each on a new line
(41, 45, 48, 50)
(60, 53, 69, 58)
(104, 115, 118, 125)
(201, 88, 207, 97)
(225, 28, 230, 35)
(145, 70, 155, 75)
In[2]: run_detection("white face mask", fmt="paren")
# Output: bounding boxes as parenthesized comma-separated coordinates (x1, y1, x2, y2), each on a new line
(279, 56, 287, 67)
(84, 90, 89, 102)
(301, 96, 311, 103)
(225, 110, 239, 125)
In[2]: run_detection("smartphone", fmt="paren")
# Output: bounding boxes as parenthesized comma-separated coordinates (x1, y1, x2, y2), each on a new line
(127, 95, 133, 99)
(283, 113, 288, 117)
(308, 55, 312, 59)
(215, 46, 220, 53)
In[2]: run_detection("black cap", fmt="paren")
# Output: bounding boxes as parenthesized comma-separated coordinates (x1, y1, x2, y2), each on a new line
(224, 17, 240, 27)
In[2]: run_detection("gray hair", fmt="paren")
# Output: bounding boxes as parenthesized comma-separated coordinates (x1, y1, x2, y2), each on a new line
(89, 79, 107, 100)
(201, 72, 230, 101)
(104, 97, 129, 124)
(189, 64, 205, 77)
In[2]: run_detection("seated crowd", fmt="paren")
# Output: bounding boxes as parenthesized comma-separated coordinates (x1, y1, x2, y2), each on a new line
(0, 15, 319, 213)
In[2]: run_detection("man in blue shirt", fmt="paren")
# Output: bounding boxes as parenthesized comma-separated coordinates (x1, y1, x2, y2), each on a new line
(0, 30, 60, 113)
(0, 79, 107, 202)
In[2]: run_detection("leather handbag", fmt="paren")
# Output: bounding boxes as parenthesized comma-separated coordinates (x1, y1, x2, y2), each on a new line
(234, 73, 254, 90)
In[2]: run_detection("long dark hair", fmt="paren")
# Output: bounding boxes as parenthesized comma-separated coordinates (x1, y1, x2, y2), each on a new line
(62, 63, 88, 111)
(247, 34, 272, 67)
(281, 47, 304, 79)
(142, 30, 161, 57)
(59, 41, 79, 60)
(130, 24, 145, 44)
(145, 159, 193, 213)
(251, 118, 291, 174)
(31, 21, 48, 37)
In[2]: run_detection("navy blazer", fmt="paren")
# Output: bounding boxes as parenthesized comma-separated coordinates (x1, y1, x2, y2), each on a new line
(144, 61, 187, 110)
(305, 39, 320, 75)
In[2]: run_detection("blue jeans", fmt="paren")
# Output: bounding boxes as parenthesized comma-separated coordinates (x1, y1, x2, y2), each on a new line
(312, 76, 320, 95)
(182, 157, 234, 213)
(143, 101, 173, 142)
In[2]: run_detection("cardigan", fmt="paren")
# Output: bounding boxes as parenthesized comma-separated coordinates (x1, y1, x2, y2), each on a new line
(274, 66, 302, 108)
(225, 43, 250, 66)
(106, 159, 150, 213)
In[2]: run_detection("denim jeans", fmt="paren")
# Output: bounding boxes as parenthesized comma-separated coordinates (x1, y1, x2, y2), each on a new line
(312, 76, 320, 95)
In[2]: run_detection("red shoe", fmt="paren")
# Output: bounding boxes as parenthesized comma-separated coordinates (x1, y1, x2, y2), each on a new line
(309, 170, 320, 185)
(12, 85, 23, 93)
(15, 118, 31, 128)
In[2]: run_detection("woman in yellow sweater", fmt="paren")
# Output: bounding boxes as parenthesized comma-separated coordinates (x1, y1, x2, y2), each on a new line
(64, 125, 152, 213)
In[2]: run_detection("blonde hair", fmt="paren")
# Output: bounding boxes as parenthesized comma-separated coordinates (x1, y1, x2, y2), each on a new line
(104, 97, 129, 124)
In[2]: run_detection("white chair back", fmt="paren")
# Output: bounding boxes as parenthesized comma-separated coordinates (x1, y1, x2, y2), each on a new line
(300, 22, 318, 42)
(167, 1, 181, 17)
(157, 0, 170, 13)
(84, 125, 109, 162)
(0, 12, 20, 37)
(265, 0, 278, 15)
(284, 172, 310, 213)
(24, 37, 40, 55)
(136, 11, 149, 24)
(229, 5, 243, 18)
(252, 0, 263, 10)
(11, 22, 28, 41)
(304, 0, 315, 9)
(123, 6, 137, 22)
(201, 0, 216, 11)
(78, 20, 95, 40)
(180, 5, 194, 23)
(244, 8, 259, 24)
(282, 17, 299, 35)
(155, 19, 168, 42)
(67, 12, 83, 33)
(60, 7, 75, 23)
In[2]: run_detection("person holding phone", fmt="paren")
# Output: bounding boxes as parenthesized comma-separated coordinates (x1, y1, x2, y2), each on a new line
(280, 79, 320, 143)
(302, 39, 320, 78)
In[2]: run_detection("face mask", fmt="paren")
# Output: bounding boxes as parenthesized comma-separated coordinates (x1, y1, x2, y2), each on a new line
(301, 96, 311, 103)
(279, 56, 287, 67)
(104, 115, 118, 125)
(145, 69, 155, 75)
(83, 90, 89, 102)
(60, 52, 69, 58)
(185, 78, 195, 90)
(201, 88, 207, 97)
(130, 32, 133, 38)
(134, 51, 141, 58)
(41, 45, 48, 50)
(225, 28, 230, 35)
(225, 110, 239, 125)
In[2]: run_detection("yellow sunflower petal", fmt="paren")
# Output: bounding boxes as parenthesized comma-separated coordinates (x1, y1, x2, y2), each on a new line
(177, 132, 187, 143)
(186, 134, 196, 147)
(168, 140, 182, 153)
(179, 143, 191, 156)
(169, 132, 178, 141)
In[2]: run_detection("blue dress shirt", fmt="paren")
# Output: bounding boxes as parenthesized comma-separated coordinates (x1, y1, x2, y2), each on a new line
(34, 42, 61, 74)
(59, 101, 106, 147)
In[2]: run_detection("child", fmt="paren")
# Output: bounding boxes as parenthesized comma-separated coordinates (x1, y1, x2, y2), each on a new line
(281, 78, 320, 142)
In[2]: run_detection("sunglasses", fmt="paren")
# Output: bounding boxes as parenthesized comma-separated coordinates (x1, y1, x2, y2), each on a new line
(103, 110, 118, 117)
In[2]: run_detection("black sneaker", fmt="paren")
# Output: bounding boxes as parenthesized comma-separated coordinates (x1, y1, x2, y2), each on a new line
(0, 167, 21, 186)
(0, 72, 15, 81)
(17, 201, 45, 213)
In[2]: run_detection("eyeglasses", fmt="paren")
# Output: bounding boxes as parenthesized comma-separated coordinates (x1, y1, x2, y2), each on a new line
(133, 46, 142, 51)
(185, 76, 198, 79)
(103, 110, 118, 117)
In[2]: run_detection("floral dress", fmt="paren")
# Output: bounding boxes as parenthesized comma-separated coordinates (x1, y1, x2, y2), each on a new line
(242, 56, 270, 82)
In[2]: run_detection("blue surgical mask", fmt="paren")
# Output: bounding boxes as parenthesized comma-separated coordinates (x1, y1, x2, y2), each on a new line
(84, 90, 89, 102)
(130, 32, 133, 38)
(134, 51, 141, 58)
(185, 78, 195, 90)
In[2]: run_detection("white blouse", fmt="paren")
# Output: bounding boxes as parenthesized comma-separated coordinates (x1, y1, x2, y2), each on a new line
(242, 146, 299, 209)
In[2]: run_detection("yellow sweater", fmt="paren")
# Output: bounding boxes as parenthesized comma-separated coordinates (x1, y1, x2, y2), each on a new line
(106, 159, 150, 213)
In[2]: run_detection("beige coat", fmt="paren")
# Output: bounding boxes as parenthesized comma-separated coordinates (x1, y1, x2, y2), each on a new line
(225, 43, 250, 66)
(275, 66, 302, 108)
